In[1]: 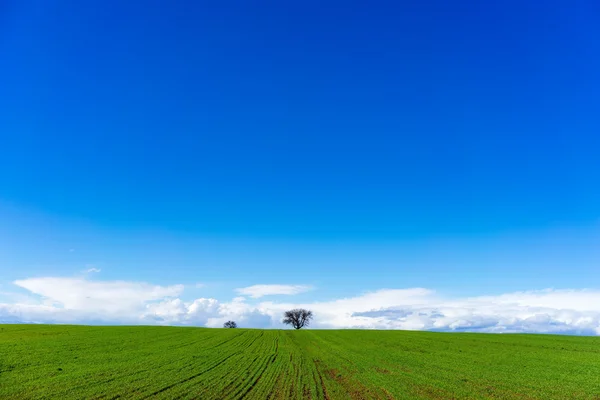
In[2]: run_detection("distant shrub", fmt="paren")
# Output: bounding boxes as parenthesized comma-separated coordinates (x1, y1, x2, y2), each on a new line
(223, 321, 237, 328)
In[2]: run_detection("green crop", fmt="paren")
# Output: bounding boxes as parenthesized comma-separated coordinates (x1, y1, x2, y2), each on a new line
(2, 325, 600, 399)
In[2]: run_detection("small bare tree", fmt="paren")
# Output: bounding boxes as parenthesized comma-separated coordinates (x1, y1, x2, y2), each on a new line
(283, 309, 313, 329)
(223, 321, 237, 328)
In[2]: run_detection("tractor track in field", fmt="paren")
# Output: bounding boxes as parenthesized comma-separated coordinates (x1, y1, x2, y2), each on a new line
(209, 330, 249, 350)
(142, 331, 264, 398)
(313, 359, 331, 400)
(234, 334, 280, 399)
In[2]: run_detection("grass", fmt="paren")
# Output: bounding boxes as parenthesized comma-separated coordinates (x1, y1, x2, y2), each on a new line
(2, 325, 600, 399)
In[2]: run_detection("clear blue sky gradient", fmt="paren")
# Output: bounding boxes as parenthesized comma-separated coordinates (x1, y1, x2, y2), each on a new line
(1, 1, 599, 301)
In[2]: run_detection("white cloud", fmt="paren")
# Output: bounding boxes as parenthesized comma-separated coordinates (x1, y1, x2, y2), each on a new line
(84, 267, 101, 273)
(142, 298, 220, 325)
(304, 288, 600, 334)
(12, 277, 183, 321)
(236, 284, 313, 298)
(4, 277, 600, 335)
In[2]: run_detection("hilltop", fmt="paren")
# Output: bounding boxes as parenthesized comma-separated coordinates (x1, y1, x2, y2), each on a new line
(2, 325, 600, 399)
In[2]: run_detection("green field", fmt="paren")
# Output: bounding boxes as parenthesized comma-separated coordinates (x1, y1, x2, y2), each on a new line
(2, 325, 600, 399)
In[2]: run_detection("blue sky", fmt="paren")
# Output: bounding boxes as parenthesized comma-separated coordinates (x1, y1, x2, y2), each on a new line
(1, 1, 600, 332)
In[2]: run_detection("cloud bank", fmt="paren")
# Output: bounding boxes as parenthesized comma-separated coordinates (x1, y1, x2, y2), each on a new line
(4, 277, 600, 335)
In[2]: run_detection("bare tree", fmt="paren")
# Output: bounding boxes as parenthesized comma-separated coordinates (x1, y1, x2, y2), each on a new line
(283, 309, 313, 329)
(223, 321, 237, 328)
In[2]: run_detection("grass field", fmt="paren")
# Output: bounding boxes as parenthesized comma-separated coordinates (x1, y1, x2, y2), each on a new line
(2, 325, 600, 399)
